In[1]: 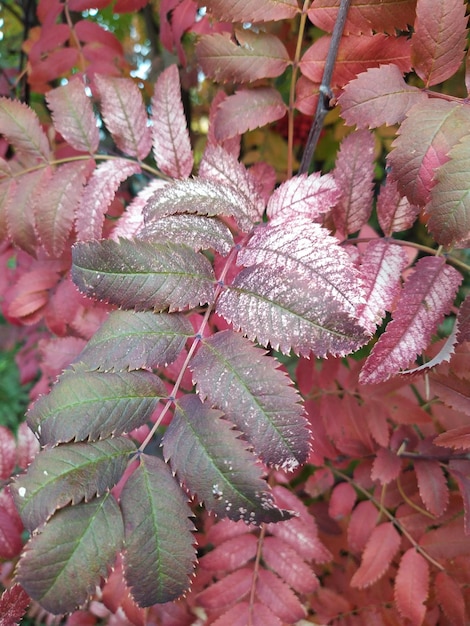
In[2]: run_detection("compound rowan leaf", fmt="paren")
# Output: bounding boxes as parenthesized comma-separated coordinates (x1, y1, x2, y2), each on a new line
(350, 522, 401, 588)
(162, 395, 288, 524)
(190, 330, 309, 470)
(339, 64, 426, 128)
(197, 30, 290, 83)
(360, 256, 462, 384)
(411, 0, 468, 87)
(394, 549, 429, 626)
(75, 310, 193, 372)
(377, 175, 420, 235)
(94, 75, 152, 160)
(151, 65, 193, 178)
(27, 369, 166, 445)
(203, 0, 299, 21)
(72, 238, 215, 312)
(0, 97, 51, 161)
(389, 99, 470, 206)
(12, 437, 136, 531)
(120, 454, 195, 606)
(16, 492, 123, 615)
(46, 78, 99, 153)
(414, 459, 449, 516)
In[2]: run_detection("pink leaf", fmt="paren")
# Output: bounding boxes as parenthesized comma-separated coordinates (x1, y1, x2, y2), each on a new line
(0, 584, 30, 625)
(16, 422, 40, 470)
(350, 522, 401, 588)
(332, 129, 375, 234)
(199, 534, 258, 572)
(339, 64, 426, 129)
(411, 0, 468, 87)
(0, 98, 51, 161)
(76, 159, 140, 241)
(206, 90, 241, 155)
(429, 373, 470, 416)
(0, 176, 16, 241)
(394, 549, 429, 626)
(7, 269, 59, 320)
(0, 506, 23, 559)
(347, 501, 379, 554)
(262, 536, 319, 594)
(94, 75, 152, 160)
(377, 175, 420, 235)
(214, 88, 287, 142)
(419, 518, 470, 558)
(212, 601, 282, 626)
(371, 447, 402, 484)
(196, 567, 252, 609)
(0, 426, 16, 480)
(256, 568, 305, 623)
(435, 571, 466, 625)
(435, 425, 470, 449)
(359, 257, 463, 384)
(414, 459, 449, 516)
(151, 65, 193, 178)
(46, 77, 99, 153)
(203, 0, 299, 21)
(328, 482, 356, 519)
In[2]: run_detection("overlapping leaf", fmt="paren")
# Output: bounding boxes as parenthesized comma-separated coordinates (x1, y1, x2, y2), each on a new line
(376, 176, 420, 235)
(12, 437, 135, 531)
(190, 330, 309, 470)
(350, 522, 401, 588)
(27, 369, 166, 445)
(120, 454, 195, 606)
(0, 97, 51, 161)
(203, 0, 299, 21)
(16, 493, 123, 614)
(394, 549, 429, 625)
(75, 310, 193, 371)
(162, 395, 288, 524)
(72, 238, 215, 312)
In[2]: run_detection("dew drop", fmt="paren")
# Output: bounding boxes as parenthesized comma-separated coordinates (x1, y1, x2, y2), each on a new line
(212, 484, 223, 500)
(18, 487, 26, 498)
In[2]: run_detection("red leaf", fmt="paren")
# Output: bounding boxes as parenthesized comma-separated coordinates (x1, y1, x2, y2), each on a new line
(114, 0, 149, 11)
(203, 0, 299, 21)
(435, 571, 466, 624)
(371, 447, 402, 484)
(68, 0, 112, 9)
(435, 425, 470, 449)
(350, 522, 401, 588)
(0, 506, 23, 559)
(430, 373, 470, 416)
(394, 549, 429, 626)
(328, 482, 357, 520)
(448, 466, 470, 533)
(0, 98, 51, 161)
(151, 65, 193, 178)
(0, 426, 16, 480)
(199, 534, 258, 572)
(339, 64, 426, 129)
(16, 422, 40, 470)
(262, 536, 319, 594)
(360, 257, 463, 384)
(0, 584, 30, 626)
(267, 172, 339, 222)
(332, 129, 375, 234)
(214, 88, 287, 142)
(0, 176, 16, 241)
(256, 569, 305, 622)
(414, 459, 449, 516)
(7, 269, 59, 321)
(28, 48, 79, 88)
(377, 176, 420, 235)
(212, 601, 282, 626)
(196, 567, 252, 609)
(419, 518, 470, 558)
(411, 0, 468, 87)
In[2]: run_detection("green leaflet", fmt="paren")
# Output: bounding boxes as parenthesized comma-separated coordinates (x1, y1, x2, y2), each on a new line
(120, 454, 196, 606)
(16, 492, 123, 614)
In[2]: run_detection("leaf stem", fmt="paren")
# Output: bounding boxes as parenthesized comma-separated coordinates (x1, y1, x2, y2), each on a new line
(299, 0, 351, 174)
(248, 524, 267, 626)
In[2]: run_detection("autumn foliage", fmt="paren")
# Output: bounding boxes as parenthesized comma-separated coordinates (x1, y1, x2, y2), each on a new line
(0, 0, 470, 624)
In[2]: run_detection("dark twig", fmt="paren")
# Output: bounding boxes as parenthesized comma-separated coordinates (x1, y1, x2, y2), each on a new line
(299, 0, 351, 174)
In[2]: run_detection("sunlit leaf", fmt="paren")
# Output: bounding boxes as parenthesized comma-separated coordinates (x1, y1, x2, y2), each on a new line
(203, 0, 299, 21)
(376, 175, 420, 235)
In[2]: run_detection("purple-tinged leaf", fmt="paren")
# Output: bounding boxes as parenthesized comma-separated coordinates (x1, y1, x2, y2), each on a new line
(144, 177, 258, 232)
(162, 395, 289, 524)
(359, 256, 463, 384)
(12, 437, 135, 531)
(203, 0, 299, 21)
(400, 317, 460, 377)
(94, 75, 152, 160)
(332, 130, 375, 234)
(377, 176, 420, 235)
(46, 77, 99, 153)
(0, 584, 30, 625)
(72, 238, 215, 312)
(339, 64, 426, 129)
(76, 159, 141, 241)
(197, 30, 290, 83)
(214, 88, 287, 142)
(199, 145, 265, 223)
(16, 492, 123, 615)
(411, 0, 468, 87)
(151, 65, 193, 178)
(425, 135, 470, 247)
(138, 214, 234, 255)
(75, 310, 193, 372)
(190, 330, 309, 470)
(111, 178, 168, 241)
(35, 161, 91, 257)
(0, 97, 51, 161)
(266, 172, 339, 222)
(388, 99, 470, 207)
(356, 240, 408, 331)
(27, 369, 166, 446)
(120, 454, 195, 606)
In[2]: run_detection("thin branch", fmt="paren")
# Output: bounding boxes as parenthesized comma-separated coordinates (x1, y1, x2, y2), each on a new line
(299, 0, 351, 174)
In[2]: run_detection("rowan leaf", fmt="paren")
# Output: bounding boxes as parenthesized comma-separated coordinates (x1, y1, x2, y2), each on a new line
(16, 492, 123, 615)
(256, 569, 306, 623)
(162, 394, 288, 524)
(0, 584, 30, 625)
(414, 459, 449, 516)
(0, 97, 51, 161)
(72, 238, 215, 312)
(394, 549, 429, 626)
(203, 0, 299, 21)
(212, 602, 282, 626)
(429, 373, 470, 416)
(75, 310, 193, 372)
(120, 454, 195, 606)
(350, 522, 401, 588)
(359, 257, 463, 384)
(151, 65, 193, 178)
(262, 536, 319, 594)
(376, 175, 420, 235)
(332, 129, 375, 234)
(435, 425, 470, 449)
(0, 176, 15, 241)
(339, 64, 426, 129)
(76, 159, 140, 241)
(190, 330, 309, 470)
(411, 0, 468, 87)
(196, 568, 252, 610)
(347, 501, 379, 553)
(197, 30, 290, 83)
(94, 75, 152, 160)
(12, 437, 136, 531)
(435, 571, 466, 625)
(214, 88, 287, 142)
(46, 78, 99, 153)
(27, 369, 166, 445)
